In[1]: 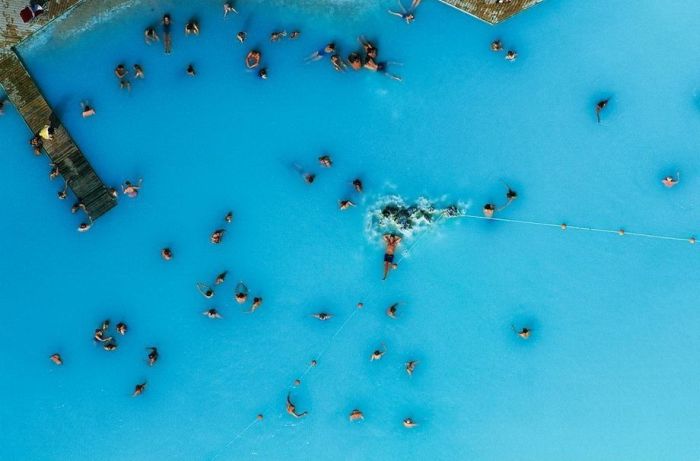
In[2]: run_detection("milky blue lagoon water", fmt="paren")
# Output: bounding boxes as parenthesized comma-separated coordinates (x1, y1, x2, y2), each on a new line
(2, 0, 700, 459)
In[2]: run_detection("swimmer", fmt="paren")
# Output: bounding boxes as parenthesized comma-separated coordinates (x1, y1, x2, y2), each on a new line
(31, 136, 43, 156)
(121, 179, 142, 198)
(78, 220, 92, 233)
(225, 211, 233, 223)
(662, 173, 679, 188)
(224, 2, 238, 16)
(185, 20, 199, 35)
(382, 234, 401, 280)
(289, 31, 301, 39)
(482, 203, 495, 218)
(234, 282, 248, 303)
(116, 322, 128, 335)
(349, 409, 364, 421)
(246, 50, 261, 69)
(215, 271, 228, 285)
(357, 302, 364, 309)
(161, 247, 173, 260)
(120, 79, 131, 91)
(310, 359, 318, 367)
(286, 393, 308, 418)
(403, 418, 417, 428)
(114, 64, 127, 79)
(211, 229, 225, 244)
(203, 308, 223, 319)
(103, 341, 118, 351)
(304, 173, 316, 184)
(306, 43, 335, 61)
(339, 200, 355, 210)
(57, 180, 68, 200)
(358, 36, 377, 59)
(270, 31, 287, 42)
(147, 347, 159, 366)
(81, 102, 95, 118)
(388, 0, 422, 24)
(312, 312, 332, 321)
(257, 414, 264, 420)
(236, 31, 247, 43)
(491, 39, 503, 52)
(100, 319, 110, 331)
(144, 27, 159, 44)
(294, 379, 301, 386)
(331, 54, 346, 72)
(50, 353, 63, 365)
(134, 64, 144, 79)
(319, 155, 333, 167)
(365, 58, 402, 81)
(162, 14, 173, 54)
(352, 178, 363, 192)
(133, 382, 147, 397)
(258, 68, 268, 80)
(505, 50, 517, 61)
(386, 303, 398, 318)
(514, 326, 531, 339)
(94, 328, 111, 343)
(370, 344, 387, 361)
(71, 201, 85, 214)
(0, 98, 4, 115)
(49, 164, 59, 179)
(595, 98, 609, 123)
(187, 64, 196, 76)
(249, 297, 263, 312)
(405, 360, 418, 376)
(196, 282, 215, 299)
(347, 52, 362, 71)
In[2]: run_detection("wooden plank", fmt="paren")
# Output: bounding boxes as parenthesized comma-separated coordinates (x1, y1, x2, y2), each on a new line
(0, 51, 117, 223)
(438, 0, 543, 24)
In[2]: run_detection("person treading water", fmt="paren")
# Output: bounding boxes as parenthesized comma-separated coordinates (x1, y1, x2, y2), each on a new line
(388, 0, 422, 24)
(382, 234, 402, 280)
(234, 282, 248, 303)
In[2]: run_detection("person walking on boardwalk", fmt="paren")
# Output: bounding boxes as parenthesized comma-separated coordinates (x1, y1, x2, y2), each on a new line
(382, 234, 401, 280)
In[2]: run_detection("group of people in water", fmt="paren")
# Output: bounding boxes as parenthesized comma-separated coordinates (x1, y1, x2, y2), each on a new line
(50, 319, 159, 397)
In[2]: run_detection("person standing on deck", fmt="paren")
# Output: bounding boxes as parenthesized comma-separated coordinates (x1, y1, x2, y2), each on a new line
(382, 234, 401, 280)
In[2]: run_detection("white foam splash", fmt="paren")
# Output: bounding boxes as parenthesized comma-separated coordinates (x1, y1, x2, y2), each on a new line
(364, 195, 468, 244)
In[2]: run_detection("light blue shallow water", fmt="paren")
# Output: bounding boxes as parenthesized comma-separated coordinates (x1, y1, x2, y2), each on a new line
(2, 0, 700, 459)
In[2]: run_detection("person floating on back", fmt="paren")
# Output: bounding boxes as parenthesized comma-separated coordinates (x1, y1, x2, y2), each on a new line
(382, 234, 401, 280)
(162, 14, 173, 54)
(595, 98, 609, 123)
(388, 0, 422, 24)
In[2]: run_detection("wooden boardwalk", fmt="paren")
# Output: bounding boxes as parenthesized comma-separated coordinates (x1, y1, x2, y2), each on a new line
(438, 0, 543, 24)
(0, 52, 116, 220)
(1, 0, 84, 51)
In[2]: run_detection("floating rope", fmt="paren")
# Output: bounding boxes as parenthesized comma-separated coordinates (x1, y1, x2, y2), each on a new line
(455, 214, 696, 244)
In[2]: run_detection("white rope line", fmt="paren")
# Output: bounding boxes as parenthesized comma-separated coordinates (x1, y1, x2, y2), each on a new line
(210, 417, 260, 461)
(456, 214, 696, 243)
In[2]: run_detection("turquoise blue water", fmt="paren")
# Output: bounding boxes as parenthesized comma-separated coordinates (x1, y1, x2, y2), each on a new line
(2, 0, 700, 459)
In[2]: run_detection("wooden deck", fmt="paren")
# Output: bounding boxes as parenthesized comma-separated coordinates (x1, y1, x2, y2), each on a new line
(438, 0, 543, 24)
(1, 0, 84, 51)
(0, 52, 116, 220)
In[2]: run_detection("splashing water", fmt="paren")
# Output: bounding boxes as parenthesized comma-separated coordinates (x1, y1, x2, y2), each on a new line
(364, 195, 467, 245)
